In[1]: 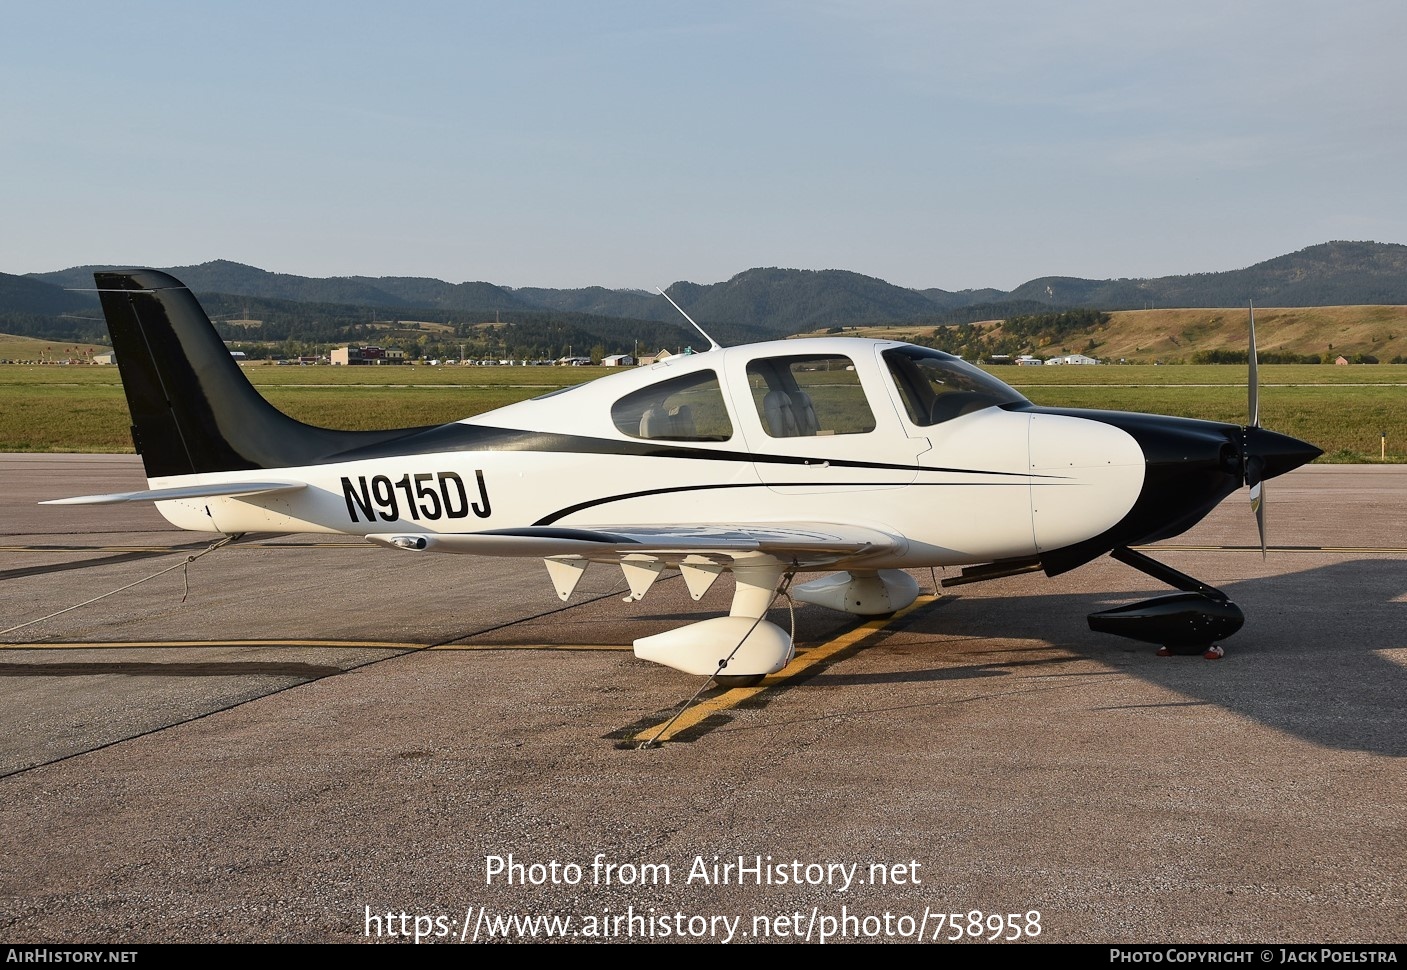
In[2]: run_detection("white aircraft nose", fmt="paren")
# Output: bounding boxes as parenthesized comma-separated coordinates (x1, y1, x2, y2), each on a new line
(1028, 413, 1146, 553)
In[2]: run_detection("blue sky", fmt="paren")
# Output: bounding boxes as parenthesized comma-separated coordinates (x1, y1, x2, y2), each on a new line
(3, 1, 1403, 291)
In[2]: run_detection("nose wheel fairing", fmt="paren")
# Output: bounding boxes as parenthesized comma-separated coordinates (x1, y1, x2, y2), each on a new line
(1088, 592, 1244, 654)
(1087, 546, 1244, 656)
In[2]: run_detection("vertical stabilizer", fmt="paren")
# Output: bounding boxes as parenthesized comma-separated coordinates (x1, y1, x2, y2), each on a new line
(96, 270, 429, 478)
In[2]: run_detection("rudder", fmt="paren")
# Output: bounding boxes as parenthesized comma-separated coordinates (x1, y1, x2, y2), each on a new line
(95, 270, 430, 477)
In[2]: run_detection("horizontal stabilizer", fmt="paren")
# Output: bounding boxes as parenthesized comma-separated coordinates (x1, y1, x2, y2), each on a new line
(42, 481, 307, 506)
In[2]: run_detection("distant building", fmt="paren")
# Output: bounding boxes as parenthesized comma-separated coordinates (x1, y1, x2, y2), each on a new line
(1335, 356, 1349, 365)
(1045, 354, 1100, 365)
(92, 352, 116, 365)
(638, 348, 675, 365)
(332, 345, 404, 365)
(1014, 355, 1043, 366)
(601, 354, 634, 367)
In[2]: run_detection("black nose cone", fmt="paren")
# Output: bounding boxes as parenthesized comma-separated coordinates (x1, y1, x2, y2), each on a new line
(1244, 426, 1322, 483)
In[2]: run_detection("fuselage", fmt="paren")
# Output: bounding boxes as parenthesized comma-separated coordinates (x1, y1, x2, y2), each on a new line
(146, 337, 1305, 575)
(66, 269, 1325, 673)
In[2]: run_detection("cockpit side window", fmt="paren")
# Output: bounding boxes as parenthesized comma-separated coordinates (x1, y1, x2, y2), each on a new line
(745, 354, 876, 438)
(882, 346, 1028, 426)
(611, 370, 733, 442)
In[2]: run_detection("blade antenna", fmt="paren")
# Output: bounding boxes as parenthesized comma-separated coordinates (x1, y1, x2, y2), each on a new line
(1248, 300, 1260, 429)
(656, 287, 722, 352)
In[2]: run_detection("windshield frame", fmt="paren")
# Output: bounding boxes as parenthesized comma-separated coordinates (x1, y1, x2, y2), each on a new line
(882, 345, 1030, 427)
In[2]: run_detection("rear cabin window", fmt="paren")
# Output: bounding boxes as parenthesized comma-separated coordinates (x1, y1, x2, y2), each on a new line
(611, 370, 733, 441)
(745, 354, 876, 438)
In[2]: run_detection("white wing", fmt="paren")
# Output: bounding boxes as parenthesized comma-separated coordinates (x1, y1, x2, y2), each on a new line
(366, 521, 900, 566)
(366, 522, 904, 602)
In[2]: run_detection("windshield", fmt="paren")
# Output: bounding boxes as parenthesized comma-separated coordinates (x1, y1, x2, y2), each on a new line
(882, 346, 1029, 426)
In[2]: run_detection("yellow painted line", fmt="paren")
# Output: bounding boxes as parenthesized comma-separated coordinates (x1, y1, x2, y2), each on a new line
(1146, 544, 1407, 554)
(427, 642, 632, 652)
(0, 543, 367, 553)
(633, 593, 940, 744)
(0, 546, 198, 553)
(0, 639, 422, 650)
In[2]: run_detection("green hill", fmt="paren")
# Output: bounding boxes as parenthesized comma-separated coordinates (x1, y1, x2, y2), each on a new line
(14, 241, 1407, 353)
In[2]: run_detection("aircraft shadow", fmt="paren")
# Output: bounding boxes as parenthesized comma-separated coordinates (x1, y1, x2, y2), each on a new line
(810, 558, 1407, 757)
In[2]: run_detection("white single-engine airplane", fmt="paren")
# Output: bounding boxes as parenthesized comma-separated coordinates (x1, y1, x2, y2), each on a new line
(48, 270, 1320, 682)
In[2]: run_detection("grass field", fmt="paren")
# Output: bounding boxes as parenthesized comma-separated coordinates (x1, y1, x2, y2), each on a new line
(0, 362, 586, 386)
(0, 362, 1401, 460)
(998, 362, 1407, 386)
(828, 305, 1407, 363)
(0, 334, 110, 361)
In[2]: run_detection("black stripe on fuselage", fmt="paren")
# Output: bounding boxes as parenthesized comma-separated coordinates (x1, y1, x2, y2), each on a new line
(532, 479, 1042, 526)
(329, 420, 1058, 479)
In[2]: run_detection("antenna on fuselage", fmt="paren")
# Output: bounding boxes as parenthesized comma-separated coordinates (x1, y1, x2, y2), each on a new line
(656, 287, 722, 352)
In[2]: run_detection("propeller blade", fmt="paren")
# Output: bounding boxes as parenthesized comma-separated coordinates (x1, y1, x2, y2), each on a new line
(1247, 300, 1259, 429)
(1246, 299, 1266, 558)
(1250, 480, 1266, 559)
(1241, 302, 1317, 560)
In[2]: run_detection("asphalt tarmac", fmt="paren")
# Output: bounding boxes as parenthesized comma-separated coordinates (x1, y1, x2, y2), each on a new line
(1, 454, 1403, 944)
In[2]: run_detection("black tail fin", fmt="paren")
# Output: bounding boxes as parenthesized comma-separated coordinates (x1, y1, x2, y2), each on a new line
(96, 270, 431, 478)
